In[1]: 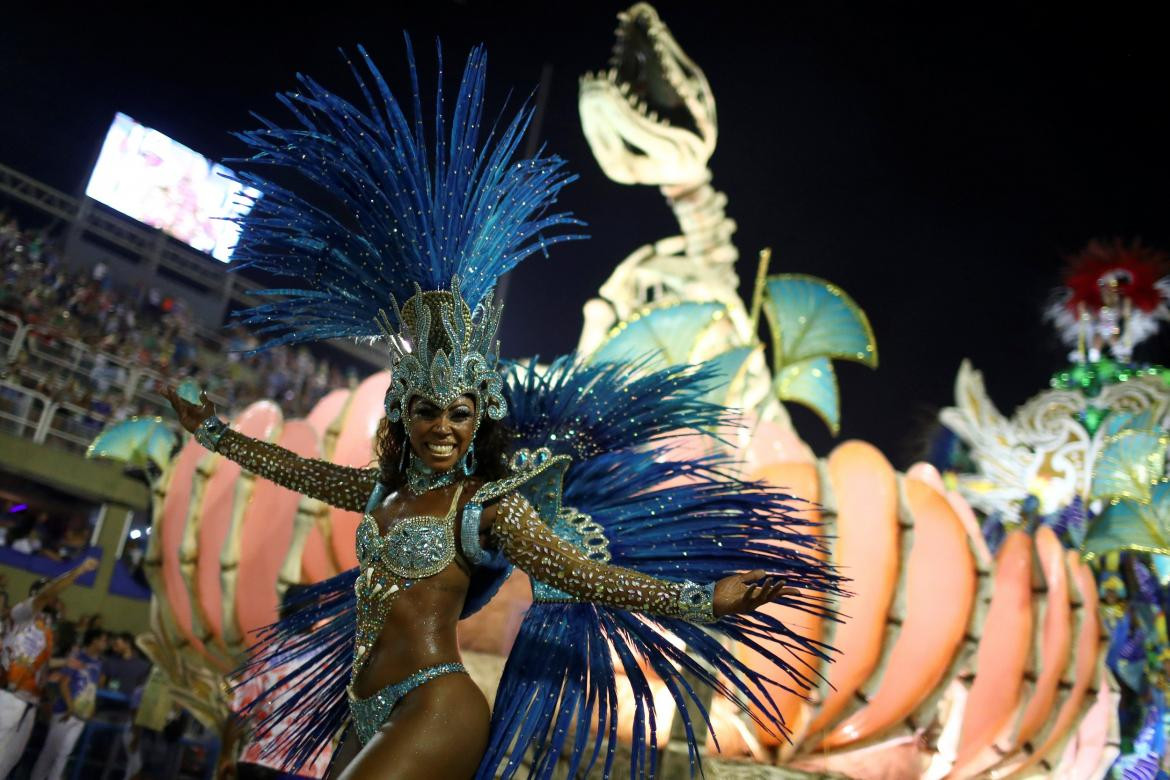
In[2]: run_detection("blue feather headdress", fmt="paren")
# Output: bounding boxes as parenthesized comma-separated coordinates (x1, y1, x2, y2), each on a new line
(227, 36, 586, 421)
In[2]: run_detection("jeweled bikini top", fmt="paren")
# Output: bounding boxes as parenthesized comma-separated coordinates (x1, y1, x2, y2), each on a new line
(357, 484, 465, 580)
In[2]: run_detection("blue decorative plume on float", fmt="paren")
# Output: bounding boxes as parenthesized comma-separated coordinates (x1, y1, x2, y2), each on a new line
(225, 34, 585, 348)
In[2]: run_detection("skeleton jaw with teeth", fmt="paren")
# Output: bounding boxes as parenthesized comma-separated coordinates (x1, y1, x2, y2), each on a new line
(579, 2, 717, 187)
(577, 3, 750, 360)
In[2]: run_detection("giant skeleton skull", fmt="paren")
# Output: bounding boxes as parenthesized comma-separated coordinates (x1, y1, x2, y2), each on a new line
(579, 3, 717, 187)
(576, 3, 746, 365)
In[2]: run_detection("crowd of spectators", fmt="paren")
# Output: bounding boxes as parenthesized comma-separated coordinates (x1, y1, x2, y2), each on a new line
(0, 212, 360, 430)
(0, 562, 156, 778)
(0, 507, 94, 564)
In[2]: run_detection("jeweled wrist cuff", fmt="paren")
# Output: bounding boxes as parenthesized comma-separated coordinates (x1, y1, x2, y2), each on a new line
(677, 580, 717, 623)
(194, 416, 228, 451)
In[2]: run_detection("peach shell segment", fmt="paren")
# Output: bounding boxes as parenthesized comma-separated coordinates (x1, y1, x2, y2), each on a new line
(949, 530, 1034, 776)
(819, 475, 975, 751)
(325, 372, 391, 569)
(804, 441, 900, 738)
(227, 419, 321, 649)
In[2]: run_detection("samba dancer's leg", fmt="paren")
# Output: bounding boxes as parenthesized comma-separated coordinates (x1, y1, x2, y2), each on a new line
(338, 673, 489, 780)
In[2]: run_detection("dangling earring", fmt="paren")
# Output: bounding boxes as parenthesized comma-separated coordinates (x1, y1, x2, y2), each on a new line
(463, 442, 477, 476)
(399, 441, 409, 474)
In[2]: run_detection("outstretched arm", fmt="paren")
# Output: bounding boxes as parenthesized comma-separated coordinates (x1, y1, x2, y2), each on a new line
(163, 387, 378, 512)
(488, 493, 791, 622)
(32, 557, 99, 612)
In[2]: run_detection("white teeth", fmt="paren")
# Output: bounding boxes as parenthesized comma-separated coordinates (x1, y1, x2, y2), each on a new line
(607, 68, 617, 82)
(426, 443, 454, 455)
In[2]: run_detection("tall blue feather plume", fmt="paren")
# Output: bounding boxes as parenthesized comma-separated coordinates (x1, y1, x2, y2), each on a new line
(226, 35, 586, 349)
(476, 356, 843, 779)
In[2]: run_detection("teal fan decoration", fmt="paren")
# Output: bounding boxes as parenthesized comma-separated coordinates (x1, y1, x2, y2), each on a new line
(1083, 482, 1170, 559)
(86, 417, 179, 473)
(761, 274, 877, 433)
(587, 301, 730, 367)
(584, 268, 878, 432)
(1083, 423, 1170, 558)
(1089, 429, 1168, 505)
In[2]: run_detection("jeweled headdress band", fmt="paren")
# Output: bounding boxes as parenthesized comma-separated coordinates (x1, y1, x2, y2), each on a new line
(376, 276, 506, 426)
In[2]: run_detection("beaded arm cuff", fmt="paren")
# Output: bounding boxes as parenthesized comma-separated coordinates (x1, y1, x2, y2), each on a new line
(460, 502, 489, 565)
(491, 492, 717, 623)
(213, 429, 379, 512)
(193, 416, 228, 451)
(676, 581, 717, 624)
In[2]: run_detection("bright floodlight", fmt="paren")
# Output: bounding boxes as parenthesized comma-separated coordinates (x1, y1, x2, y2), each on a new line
(85, 112, 258, 262)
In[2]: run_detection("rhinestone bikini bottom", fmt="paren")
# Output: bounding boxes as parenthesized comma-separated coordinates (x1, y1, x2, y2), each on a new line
(348, 662, 468, 744)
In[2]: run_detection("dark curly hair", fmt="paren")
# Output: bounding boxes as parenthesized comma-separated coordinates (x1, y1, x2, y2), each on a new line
(374, 413, 513, 490)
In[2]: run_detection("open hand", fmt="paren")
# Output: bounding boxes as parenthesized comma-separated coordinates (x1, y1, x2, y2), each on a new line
(712, 569, 798, 618)
(162, 386, 215, 434)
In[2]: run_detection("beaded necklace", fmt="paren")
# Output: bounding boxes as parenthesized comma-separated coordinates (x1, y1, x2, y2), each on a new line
(406, 453, 461, 495)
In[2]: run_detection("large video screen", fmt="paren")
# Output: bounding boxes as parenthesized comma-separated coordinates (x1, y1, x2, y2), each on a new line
(85, 112, 258, 262)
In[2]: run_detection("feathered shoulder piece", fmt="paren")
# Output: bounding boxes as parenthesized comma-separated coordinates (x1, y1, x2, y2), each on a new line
(226, 35, 586, 349)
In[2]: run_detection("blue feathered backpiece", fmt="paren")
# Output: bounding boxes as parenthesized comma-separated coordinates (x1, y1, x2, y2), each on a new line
(227, 35, 585, 348)
(478, 356, 843, 779)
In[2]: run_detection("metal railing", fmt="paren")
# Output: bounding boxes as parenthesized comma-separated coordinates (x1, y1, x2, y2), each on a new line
(0, 378, 185, 456)
(0, 307, 359, 455)
(0, 312, 23, 363)
(0, 311, 237, 453)
(0, 381, 51, 440)
(40, 400, 111, 454)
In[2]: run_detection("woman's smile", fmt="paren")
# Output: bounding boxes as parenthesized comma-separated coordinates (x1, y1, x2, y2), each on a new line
(408, 395, 478, 471)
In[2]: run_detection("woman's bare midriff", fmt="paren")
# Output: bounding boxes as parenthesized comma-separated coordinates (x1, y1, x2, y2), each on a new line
(351, 565, 469, 698)
(350, 479, 485, 699)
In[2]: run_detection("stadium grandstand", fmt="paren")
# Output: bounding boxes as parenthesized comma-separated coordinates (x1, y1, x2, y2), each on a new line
(0, 157, 382, 455)
(0, 127, 380, 775)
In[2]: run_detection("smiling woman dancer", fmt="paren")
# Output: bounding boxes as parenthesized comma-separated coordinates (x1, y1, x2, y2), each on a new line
(165, 37, 839, 780)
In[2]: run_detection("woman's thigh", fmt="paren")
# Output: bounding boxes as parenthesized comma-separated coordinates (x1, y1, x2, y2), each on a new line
(338, 673, 490, 780)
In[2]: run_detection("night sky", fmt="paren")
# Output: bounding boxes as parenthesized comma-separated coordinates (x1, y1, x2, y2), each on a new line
(3, 2, 1167, 464)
